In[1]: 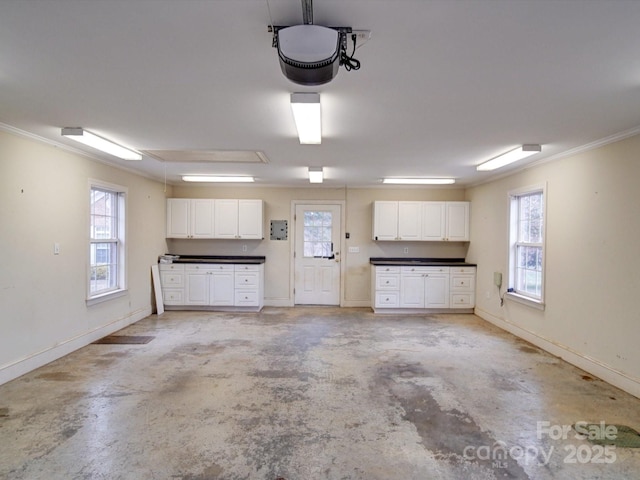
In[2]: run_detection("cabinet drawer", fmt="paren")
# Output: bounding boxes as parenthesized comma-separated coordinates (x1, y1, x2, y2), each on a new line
(451, 275, 475, 291)
(375, 292, 399, 307)
(376, 274, 400, 290)
(375, 266, 400, 274)
(450, 266, 476, 274)
(160, 272, 184, 287)
(235, 290, 259, 306)
(163, 289, 184, 305)
(235, 273, 258, 288)
(401, 266, 450, 274)
(159, 263, 184, 272)
(451, 294, 474, 307)
(235, 264, 260, 272)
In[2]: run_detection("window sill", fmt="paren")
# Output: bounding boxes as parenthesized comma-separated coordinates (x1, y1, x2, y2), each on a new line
(505, 292, 545, 311)
(86, 289, 128, 306)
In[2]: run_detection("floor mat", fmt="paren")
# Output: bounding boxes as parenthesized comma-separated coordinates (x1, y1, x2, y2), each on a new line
(93, 335, 155, 345)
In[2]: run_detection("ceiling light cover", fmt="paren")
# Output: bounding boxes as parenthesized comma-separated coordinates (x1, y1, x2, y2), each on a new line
(61, 127, 141, 160)
(382, 178, 456, 185)
(290, 93, 321, 144)
(181, 175, 255, 183)
(308, 166, 323, 183)
(476, 144, 542, 171)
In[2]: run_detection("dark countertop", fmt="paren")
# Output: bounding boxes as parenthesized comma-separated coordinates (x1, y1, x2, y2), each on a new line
(370, 257, 476, 267)
(162, 255, 265, 265)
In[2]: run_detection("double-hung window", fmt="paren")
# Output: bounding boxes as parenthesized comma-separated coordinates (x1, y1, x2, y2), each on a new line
(88, 181, 126, 303)
(508, 184, 546, 306)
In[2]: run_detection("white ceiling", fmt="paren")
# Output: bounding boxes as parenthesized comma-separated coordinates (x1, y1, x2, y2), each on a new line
(3, 0, 640, 187)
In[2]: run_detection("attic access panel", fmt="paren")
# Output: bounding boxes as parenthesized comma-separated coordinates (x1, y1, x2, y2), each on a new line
(141, 150, 269, 163)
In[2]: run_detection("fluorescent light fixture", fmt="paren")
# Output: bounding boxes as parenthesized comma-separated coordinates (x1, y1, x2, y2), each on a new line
(181, 175, 254, 183)
(290, 93, 321, 144)
(61, 127, 141, 160)
(476, 144, 542, 171)
(308, 166, 323, 183)
(382, 178, 456, 185)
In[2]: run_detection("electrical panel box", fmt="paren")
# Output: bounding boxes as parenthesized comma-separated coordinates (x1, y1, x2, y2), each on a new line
(270, 220, 288, 240)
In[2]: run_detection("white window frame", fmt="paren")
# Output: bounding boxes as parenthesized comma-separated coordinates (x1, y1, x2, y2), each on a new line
(507, 183, 546, 309)
(87, 179, 127, 305)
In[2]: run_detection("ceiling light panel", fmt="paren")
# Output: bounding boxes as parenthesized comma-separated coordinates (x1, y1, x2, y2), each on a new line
(476, 144, 542, 171)
(382, 178, 456, 185)
(181, 175, 254, 183)
(61, 128, 141, 160)
(290, 93, 321, 144)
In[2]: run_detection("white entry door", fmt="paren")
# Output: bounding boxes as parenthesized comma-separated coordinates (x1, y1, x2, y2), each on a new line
(294, 204, 341, 305)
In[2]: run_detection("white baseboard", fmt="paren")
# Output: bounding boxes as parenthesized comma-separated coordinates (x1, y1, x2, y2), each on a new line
(475, 307, 640, 399)
(342, 300, 371, 308)
(0, 306, 151, 386)
(264, 298, 294, 307)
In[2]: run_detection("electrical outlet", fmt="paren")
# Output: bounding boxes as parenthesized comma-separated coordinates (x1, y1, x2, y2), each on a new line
(242, 245, 247, 252)
(403, 247, 409, 254)
(352, 30, 371, 42)
(494, 272, 502, 288)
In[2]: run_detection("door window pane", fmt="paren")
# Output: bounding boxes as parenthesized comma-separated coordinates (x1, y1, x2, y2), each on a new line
(303, 211, 332, 257)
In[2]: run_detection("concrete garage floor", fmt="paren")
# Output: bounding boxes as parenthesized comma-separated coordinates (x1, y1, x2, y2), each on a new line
(0, 308, 639, 480)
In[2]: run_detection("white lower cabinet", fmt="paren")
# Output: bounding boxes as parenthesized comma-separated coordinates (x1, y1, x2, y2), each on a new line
(160, 263, 264, 311)
(374, 266, 400, 308)
(400, 267, 450, 308)
(233, 264, 262, 307)
(159, 263, 185, 305)
(449, 266, 476, 308)
(373, 264, 475, 312)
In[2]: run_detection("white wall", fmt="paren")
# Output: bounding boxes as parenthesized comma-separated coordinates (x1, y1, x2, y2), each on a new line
(0, 130, 167, 384)
(169, 185, 469, 307)
(467, 134, 640, 398)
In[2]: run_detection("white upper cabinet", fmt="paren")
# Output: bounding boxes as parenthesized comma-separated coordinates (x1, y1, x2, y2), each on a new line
(167, 198, 191, 238)
(168, 198, 263, 240)
(214, 199, 239, 239)
(421, 202, 447, 241)
(214, 199, 263, 239)
(372, 201, 399, 240)
(444, 201, 470, 241)
(421, 201, 470, 241)
(373, 201, 422, 241)
(238, 199, 264, 239)
(167, 199, 215, 239)
(191, 199, 215, 238)
(397, 202, 423, 240)
(373, 200, 470, 242)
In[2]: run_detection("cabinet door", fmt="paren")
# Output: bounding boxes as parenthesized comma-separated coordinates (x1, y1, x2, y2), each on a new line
(421, 202, 446, 241)
(166, 199, 191, 238)
(446, 202, 470, 241)
(191, 199, 215, 238)
(185, 272, 209, 305)
(373, 201, 399, 240)
(211, 270, 234, 305)
(424, 273, 450, 308)
(397, 202, 422, 241)
(400, 273, 425, 307)
(214, 199, 239, 238)
(238, 200, 263, 239)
